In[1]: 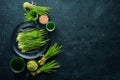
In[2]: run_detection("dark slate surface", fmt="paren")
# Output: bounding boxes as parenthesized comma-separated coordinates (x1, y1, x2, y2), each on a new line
(0, 0, 120, 80)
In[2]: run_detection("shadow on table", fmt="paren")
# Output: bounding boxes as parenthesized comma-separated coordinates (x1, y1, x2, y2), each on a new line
(106, 55, 120, 74)
(13, 71, 38, 80)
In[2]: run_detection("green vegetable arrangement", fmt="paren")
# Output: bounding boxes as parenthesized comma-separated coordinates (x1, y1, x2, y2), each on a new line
(26, 43, 62, 76)
(38, 43, 62, 65)
(16, 28, 48, 53)
(17, 1, 63, 77)
(31, 60, 60, 76)
(23, 2, 51, 21)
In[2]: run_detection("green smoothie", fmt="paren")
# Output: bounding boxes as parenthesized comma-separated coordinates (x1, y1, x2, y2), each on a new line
(10, 57, 25, 73)
(46, 22, 55, 32)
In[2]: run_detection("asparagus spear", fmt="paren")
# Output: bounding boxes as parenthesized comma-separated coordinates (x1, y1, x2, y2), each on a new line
(31, 60, 60, 76)
(38, 43, 62, 65)
(17, 29, 46, 41)
(16, 28, 48, 53)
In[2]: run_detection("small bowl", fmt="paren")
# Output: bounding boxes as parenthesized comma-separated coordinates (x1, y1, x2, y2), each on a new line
(46, 21, 55, 32)
(10, 57, 25, 73)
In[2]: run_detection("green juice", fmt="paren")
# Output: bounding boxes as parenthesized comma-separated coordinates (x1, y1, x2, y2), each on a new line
(46, 22, 55, 32)
(10, 57, 25, 73)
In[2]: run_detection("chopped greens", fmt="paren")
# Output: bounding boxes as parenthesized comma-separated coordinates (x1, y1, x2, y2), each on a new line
(27, 60, 38, 71)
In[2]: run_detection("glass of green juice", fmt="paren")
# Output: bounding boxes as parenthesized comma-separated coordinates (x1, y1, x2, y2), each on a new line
(10, 57, 25, 73)
(46, 21, 55, 32)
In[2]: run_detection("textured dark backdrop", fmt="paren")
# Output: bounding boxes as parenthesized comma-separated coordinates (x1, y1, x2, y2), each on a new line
(0, 0, 120, 80)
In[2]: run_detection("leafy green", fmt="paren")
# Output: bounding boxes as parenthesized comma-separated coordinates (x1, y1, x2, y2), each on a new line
(24, 10, 38, 21)
(16, 28, 49, 53)
(24, 5, 51, 21)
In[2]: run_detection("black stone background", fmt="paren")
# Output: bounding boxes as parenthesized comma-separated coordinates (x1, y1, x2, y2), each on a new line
(0, 0, 120, 80)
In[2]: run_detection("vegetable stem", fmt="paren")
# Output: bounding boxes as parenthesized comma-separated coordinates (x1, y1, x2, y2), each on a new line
(17, 28, 49, 53)
(38, 43, 62, 65)
(31, 60, 60, 76)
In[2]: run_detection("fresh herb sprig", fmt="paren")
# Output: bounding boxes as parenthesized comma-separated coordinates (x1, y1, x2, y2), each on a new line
(38, 43, 62, 65)
(31, 60, 60, 76)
